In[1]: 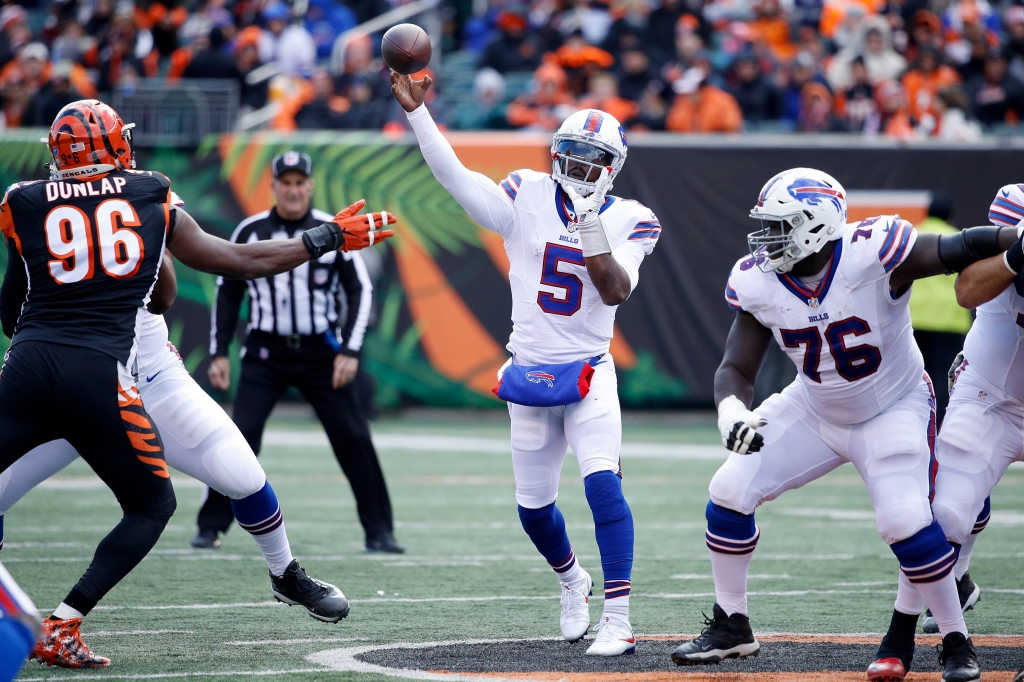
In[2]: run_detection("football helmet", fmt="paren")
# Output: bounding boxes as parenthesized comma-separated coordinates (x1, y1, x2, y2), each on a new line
(988, 183, 1024, 229)
(551, 109, 627, 197)
(748, 167, 847, 273)
(45, 100, 136, 179)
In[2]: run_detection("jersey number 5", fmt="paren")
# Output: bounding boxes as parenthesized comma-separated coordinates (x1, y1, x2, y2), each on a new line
(780, 317, 882, 383)
(538, 243, 585, 316)
(45, 199, 145, 284)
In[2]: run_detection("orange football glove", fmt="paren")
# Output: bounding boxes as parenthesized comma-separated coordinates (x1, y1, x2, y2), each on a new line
(333, 209, 396, 252)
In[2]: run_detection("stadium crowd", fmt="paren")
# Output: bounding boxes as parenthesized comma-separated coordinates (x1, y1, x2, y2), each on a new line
(0, 0, 1022, 136)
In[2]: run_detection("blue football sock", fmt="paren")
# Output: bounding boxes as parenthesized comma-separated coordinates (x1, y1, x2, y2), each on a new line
(518, 503, 578, 579)
(231, 482, 293, 576)
(584, 471, 633, 609)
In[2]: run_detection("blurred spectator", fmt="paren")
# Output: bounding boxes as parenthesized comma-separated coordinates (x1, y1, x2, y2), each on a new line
(235, 26, 269, 110)
(616, 46, 661, 102)
(479, 5, 543, 74)
(183, 27, 239, 80)
(578, 71, 638, 124)
(84, 0, 115, 49)
(864, 80, 918, 138)
(661, 19, 706, 84)
(1004, 6, 1024, 84)
(932, 85, 983, 140)
(556, 0, 613, 46)
(91, 14, 157, 92)
(453, 67, 511, 129)
(902, 46, 960, 122)
(305, 0, 356, 60)
(905, 10, 943, 65)
(147, 4, 186, 59)
(335, 36, 391, 102)
(507, 62, 577, 129)
(791, 0, 823, 31)
(554, 33, 615, 97)
(600, 0, 649, 62)
(727, 52, 782, 124)
(1, 68, 29, 127)
(828, 17, 907, 90)
(0, 5, 31, 71)
(24, 60, 78, 127)
(5, 43, 50, 95)
(799, 81, 848, 132)
(648, 0, 710, 64)
(782, 51, 829, 123)
(50, 21, 90, 64)
(632, 86, 669, 129)
(965, 50, 1024, 126)
(259, 2, 316, 74)
(839, 56, 876, 131)
(294, 67, 350, 129)
(748, 0, 796, 62)
(666, 66, 743, 132)
(829, 4, 867, 53)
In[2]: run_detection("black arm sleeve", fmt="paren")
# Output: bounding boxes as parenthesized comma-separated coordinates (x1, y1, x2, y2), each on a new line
(0, 239, 27, 339)
(335, 253, 371, 357)
(209, 277, 247, 357)
(937, 226, 1008, 273)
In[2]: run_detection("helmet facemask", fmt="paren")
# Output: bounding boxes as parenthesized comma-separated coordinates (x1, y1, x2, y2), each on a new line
(551, 136, 618, 197)
(747, 209, 827, 274)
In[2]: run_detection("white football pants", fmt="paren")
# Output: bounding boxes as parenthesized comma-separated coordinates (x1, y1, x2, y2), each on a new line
(510, 357, 621, 509)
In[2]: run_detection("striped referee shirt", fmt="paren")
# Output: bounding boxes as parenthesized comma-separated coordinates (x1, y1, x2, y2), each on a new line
(209, 207, 372, 357)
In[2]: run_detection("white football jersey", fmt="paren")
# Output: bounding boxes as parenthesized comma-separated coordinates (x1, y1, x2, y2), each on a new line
(962, 285, 1024, 401)
(134, 311, 184, 378)
(726, 215, 925, 425)
(496, 170, 659, 364)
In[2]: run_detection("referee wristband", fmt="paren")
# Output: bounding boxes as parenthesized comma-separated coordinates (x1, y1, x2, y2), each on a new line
(1005, 235, 1024, 274)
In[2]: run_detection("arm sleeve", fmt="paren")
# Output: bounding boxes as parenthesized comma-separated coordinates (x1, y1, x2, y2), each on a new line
(612, 241, 647, 292)
(406, 105, 515, 236)
(335, 252, 372, 357)
(0, 238, 27, 339)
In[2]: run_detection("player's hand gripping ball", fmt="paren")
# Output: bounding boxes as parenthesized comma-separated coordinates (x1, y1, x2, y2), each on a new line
(382, 24, 432, 75)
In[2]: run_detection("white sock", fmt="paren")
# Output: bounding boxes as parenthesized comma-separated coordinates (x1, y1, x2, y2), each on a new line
(559, 560, 585, 586)
(710, 549, 754, 616)
(603, 594, 629, 619)
(894, 571, 926, 615)
(52, 602, 85, 620)
(954, 534, 978, 580)
(252, 524, 294, 577)
(914, 573, 967, 636)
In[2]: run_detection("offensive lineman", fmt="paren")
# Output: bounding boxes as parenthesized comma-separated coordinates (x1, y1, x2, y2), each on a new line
(669, 168, 1017, 682)
(392, 73, 659, 655)
(0, 100, 393, 667)
(868, 184, 1024, 681)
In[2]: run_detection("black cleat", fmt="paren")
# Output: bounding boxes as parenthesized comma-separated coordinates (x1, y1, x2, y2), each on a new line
(671, 603, 760, 665)
(937, 632, 981, 682)
(868, 610, 918, 681)
(923, 572, 980, 633)
(190, 528, 221, 549)
(271, 560, 350, 623)
(364, 532, 405, 554)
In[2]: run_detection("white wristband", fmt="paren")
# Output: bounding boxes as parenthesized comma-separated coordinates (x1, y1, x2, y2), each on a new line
(577, 216, 612, 258)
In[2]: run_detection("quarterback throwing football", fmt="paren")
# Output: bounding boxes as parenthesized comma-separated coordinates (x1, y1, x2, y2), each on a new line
(670, 168, 1017, 682)
(392, 73, 660, 655)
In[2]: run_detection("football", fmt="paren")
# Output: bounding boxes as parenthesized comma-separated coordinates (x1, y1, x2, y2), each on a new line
(381, 23, 432, 75)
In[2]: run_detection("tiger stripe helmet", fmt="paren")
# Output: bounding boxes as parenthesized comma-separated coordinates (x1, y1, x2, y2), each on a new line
(46, 100, 136, 179)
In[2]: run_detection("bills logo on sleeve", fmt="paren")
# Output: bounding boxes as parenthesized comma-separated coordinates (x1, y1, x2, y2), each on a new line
(526, 372, 556, 388)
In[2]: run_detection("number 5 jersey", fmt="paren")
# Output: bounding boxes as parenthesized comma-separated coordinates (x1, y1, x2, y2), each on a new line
(405, 105, 660, 366)
(0, 170, 173, 367)
(725, 216, 925, 425)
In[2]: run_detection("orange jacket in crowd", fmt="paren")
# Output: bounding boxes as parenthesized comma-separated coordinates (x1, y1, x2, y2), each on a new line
(666, 85, 743, 133)
(902, 65, 960, 121)
(748, 17, 797, 62)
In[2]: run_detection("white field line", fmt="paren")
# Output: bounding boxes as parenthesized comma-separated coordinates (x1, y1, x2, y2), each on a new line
(17, 670, 327, 681)
(87, 629, 193, 637)
(265, 430, 727, 460)
(224, 637, 364, 646)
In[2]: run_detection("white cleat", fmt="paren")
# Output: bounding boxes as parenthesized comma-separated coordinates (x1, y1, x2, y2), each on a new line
(560, 571, 593, 642)
(586, 613, 637, 656)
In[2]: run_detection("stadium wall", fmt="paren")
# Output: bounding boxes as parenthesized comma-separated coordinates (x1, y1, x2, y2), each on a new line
(1, 129, 1021, 408)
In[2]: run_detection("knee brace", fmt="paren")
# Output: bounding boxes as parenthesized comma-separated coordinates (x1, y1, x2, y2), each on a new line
(705, 501, 759, 555)
(231, 481, 283, 537)
(890, 520, 956, 584)
(584, 471, 633, 585)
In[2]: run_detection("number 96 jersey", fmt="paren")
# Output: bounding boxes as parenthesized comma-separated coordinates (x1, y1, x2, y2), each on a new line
(725, 216, 925, 425)
(496, 169, 659, 365)
(0, 170, 173, 367)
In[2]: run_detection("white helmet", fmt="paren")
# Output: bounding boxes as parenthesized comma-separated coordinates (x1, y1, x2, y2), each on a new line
(748, 167, 847, 273)
(551, 109, 627, 197)
(988, 184, 1024, 228)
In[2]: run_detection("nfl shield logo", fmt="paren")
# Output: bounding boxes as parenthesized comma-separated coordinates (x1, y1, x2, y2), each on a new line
(314, 268, 329, 285)
(284, 151, 300, 166)
(259, 347, 270, 360)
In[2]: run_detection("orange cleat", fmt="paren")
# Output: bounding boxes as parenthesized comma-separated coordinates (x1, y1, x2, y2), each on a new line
(31, 617, 110, 668)
(867, 657, 906, 682)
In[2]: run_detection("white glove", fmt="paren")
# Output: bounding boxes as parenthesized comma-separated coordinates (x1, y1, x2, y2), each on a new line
(718, 395, 768, 455)
(563, 168, 613, 257)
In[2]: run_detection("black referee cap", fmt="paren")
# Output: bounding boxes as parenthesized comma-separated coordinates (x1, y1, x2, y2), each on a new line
(272, 151, 312, 178)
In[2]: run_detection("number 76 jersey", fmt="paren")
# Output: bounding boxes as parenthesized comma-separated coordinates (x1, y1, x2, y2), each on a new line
(725, 216, 925, 425)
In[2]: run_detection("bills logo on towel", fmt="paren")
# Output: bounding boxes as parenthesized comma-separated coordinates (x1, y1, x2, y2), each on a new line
(526, 372, 555, 388)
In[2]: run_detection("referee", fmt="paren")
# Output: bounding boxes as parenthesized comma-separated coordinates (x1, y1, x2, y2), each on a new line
(196, 151, 403, 554)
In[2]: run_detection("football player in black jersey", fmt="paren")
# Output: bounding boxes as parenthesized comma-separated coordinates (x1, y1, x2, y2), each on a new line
(0, 100, 394, 667)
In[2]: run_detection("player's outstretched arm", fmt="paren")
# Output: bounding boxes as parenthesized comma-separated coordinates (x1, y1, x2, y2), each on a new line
(392, 72, 514, 235)
(168, 205, 393, 280)
(890, 226, 1018, 292)
(147, 251, 178, 315)
(955, 251, 1018, 308)
(715, 311, 773, 454)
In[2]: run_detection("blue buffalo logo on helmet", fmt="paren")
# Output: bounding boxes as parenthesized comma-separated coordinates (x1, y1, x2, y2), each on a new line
(526, 372, 556, 388)
(787, 177, 845, 214)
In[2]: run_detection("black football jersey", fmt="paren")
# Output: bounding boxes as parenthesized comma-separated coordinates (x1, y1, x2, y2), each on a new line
(0, 170, 173, 364)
